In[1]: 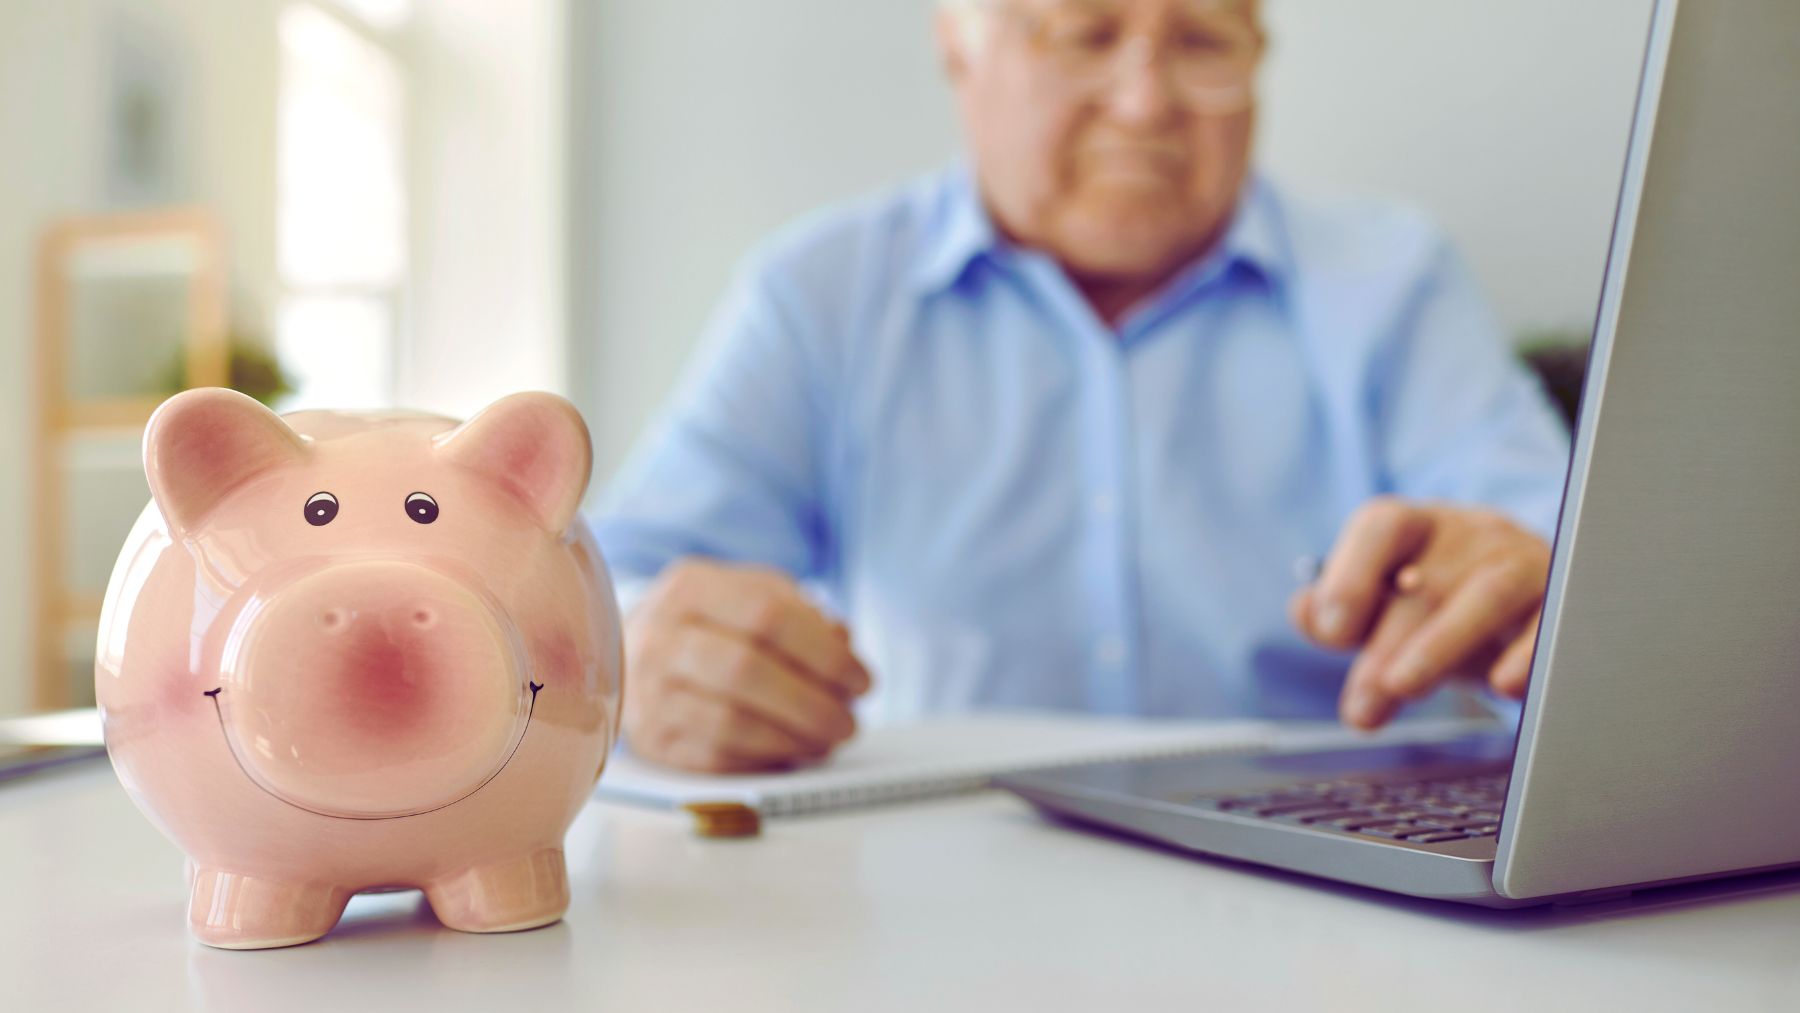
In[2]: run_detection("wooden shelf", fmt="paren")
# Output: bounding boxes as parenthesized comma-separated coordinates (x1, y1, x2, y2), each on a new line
(61, 437, 142, 472)
(62, 396, 165, 432)
(57, 592, 106, 627)
(64, 235, 208, 279)
(32, 209, 228, 712)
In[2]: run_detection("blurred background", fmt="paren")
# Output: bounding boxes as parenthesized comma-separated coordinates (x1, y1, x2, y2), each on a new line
(0, 0, 1651, 719)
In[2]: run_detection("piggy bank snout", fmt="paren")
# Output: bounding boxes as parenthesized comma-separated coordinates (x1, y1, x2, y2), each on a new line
(316, 600, 439, 633)
(305, 593, 478, 724)
(219, 562, 533, 820)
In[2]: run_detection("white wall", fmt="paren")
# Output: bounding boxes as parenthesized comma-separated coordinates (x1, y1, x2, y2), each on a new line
(1257, 0, 1653, 344)
(573, 0, 1654, 483)
(0, 2, 96, 718)
(572, 0, 962, 484)
(0, 0, 279, 716)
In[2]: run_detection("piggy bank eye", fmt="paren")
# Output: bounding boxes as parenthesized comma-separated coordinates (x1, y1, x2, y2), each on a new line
(304, 492, 339, 527)
(405, 491, 439, 525)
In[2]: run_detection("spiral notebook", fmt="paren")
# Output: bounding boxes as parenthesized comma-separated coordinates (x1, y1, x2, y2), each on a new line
(595, 713, 1294, 817)
(595, 713, 1507, 818)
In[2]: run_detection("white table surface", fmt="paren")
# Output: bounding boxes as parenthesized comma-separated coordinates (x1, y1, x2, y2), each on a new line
(6, 758, 1799, 1013)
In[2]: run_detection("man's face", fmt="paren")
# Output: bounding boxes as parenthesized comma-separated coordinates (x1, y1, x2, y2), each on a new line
(940, 0, 1263, 284)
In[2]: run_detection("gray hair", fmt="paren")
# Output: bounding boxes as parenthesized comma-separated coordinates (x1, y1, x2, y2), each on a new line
(938, 0, 995, 52)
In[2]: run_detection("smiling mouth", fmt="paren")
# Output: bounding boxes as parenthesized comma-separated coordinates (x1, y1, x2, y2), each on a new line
(203, 680, 543, 821)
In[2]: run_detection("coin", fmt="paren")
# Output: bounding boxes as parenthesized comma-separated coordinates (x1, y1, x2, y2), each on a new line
(684, 801, 762, 838)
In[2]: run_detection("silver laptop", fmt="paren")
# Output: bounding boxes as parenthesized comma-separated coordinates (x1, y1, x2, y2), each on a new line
(997, 0, 1800, 908)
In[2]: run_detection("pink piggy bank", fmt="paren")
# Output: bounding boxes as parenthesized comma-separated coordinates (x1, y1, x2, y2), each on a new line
(95, 387, 622, 949)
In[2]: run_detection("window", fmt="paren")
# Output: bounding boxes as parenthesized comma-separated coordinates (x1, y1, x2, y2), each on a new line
(275, 1, 408, 409)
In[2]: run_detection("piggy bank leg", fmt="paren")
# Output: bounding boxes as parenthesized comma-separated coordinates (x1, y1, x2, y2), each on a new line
(424, 847, 568, 933)
(189, 869, 350, 949)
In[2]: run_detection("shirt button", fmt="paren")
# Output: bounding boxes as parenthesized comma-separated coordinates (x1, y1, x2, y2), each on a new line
(1093, 635, 1127, 668)
(1091, 492, 1118, 518)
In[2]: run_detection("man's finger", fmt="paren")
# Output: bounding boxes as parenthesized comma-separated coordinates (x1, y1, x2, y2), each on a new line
(1380, 558, 1542, 698)
(656, 736, 773, 775)
(1339, 592, 1435, 729)
(667, 622, 856, 751)
(1489, 609, 1542, 698)
(1314, 499, 1433, 649)
(657, 684, 819, 765)
(676, 568, 871, 698)
(1287, 585, 1314, 633)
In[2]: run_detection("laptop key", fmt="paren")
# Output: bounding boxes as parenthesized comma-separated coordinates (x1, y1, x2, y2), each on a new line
(1333, 817, 1411, 831)
(1393, 825, 1455, 839)
(1214, 797, 1270, 811)
(1355, 827, 1415, 839)
(1295, 810, 1375, 824)
(1420, 818, 1489, 831)
(1413, 832, 1470, 843)
(1360, 824, 1438, 839)
(1253, 801, 1350, 817)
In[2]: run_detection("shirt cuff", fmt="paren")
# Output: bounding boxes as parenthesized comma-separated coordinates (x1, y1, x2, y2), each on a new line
(611, 575, 655, 618)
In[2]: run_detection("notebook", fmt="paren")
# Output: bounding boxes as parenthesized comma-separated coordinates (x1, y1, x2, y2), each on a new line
(594, 712, 1499, 817)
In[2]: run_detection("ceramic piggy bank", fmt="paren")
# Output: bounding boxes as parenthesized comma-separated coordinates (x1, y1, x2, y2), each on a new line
(95, 387, 622, 949)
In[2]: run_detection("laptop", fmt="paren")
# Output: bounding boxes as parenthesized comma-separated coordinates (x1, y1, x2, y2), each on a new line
(997, 0, 1800, 908)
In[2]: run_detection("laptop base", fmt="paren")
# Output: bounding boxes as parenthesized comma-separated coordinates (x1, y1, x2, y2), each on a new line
(999, 736, 1537, 909)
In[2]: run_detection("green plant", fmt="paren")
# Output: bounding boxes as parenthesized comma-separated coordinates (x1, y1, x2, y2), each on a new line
(1517, 328, 1589, 429)
(158, 336, 295, 407)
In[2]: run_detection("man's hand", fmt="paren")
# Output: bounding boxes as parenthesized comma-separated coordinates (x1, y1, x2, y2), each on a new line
(622, 558, 871, 773)
(1289, 498, 1551, 730)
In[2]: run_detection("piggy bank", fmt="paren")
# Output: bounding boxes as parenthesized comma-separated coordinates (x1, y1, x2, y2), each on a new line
(95, 387, 622, 949)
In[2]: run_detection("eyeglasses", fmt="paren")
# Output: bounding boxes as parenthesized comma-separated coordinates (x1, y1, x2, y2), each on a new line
(992, 1, 1263, 112)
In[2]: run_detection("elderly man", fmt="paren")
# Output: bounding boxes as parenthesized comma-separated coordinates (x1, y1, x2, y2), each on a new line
(596, 0, 1569, 773)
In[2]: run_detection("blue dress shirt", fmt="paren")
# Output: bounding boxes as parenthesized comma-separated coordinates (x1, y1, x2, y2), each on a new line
(594, 166, 1571, 723)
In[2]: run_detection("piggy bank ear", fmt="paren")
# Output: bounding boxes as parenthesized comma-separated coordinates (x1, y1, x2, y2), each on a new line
(144, 387, 310, 534)
(435, 392, 593, 535)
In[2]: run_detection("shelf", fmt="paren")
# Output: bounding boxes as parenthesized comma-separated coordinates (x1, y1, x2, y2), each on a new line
(61, 434, 144, 470)
(63, 236, 206, 280)
(57, 592, 105, 627)
(61, 396, 164, 431)
(34, 208, 225, 713)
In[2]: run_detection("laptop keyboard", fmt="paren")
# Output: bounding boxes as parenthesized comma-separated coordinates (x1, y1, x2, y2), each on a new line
(1194, 771, 1508, 845)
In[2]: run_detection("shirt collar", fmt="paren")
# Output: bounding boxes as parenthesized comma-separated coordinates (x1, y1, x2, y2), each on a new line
(912, 164, 1290, 299)
(912, 163, 1000, 294)
(1215, 176, 1289, 292)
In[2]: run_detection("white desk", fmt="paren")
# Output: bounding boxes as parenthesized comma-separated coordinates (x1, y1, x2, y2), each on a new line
(5, 759, 1798, 1012)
